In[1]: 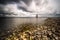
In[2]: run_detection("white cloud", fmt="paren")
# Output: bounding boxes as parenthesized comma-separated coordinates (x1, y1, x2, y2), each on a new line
(1, 0, 60, 17)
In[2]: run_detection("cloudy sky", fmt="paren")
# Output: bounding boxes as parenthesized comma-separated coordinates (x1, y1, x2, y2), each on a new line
(0, 0, 60, 17)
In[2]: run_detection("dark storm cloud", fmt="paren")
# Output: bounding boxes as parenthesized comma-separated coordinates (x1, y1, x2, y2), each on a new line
(0, 0, 32, 12)
(22, 0, 32, 5)
(0, 0, 31, 4)
(0, 4, 5, 12)
(0, 0, 19, 4)
(0, 0, 60, 17)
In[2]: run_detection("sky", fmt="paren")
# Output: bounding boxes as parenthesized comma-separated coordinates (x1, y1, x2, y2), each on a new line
(0, 0, 60, 17)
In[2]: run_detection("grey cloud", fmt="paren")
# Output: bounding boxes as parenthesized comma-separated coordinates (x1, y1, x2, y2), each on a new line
(0, 0, 60, 17)
(0, 0, 19, 4)
(0, 0, 32, 4)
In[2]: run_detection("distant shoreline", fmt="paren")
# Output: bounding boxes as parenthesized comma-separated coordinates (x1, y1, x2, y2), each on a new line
(0, 17, 60, 18)
(0, 14, 60, 18)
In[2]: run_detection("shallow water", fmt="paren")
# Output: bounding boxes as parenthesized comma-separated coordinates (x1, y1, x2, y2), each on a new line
(0, 17, 60, 40)
(0, 17, 46, 30)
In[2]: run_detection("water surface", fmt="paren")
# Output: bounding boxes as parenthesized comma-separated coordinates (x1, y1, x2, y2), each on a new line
(0, 17, 46, 30)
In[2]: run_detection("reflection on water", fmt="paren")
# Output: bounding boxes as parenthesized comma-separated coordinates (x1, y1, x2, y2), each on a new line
(0, 18, 46, 30)
(0, 17, 60, 40)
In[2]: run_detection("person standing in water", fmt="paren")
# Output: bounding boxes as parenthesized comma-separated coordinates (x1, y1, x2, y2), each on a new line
(36, 14, 38, 18)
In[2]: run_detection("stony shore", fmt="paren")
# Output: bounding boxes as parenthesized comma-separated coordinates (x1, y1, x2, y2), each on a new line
(0, 18, 60, 40)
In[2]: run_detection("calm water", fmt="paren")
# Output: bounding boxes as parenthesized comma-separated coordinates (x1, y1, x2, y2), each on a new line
(0, 17, 46, 30)
(0, 17, 60, 40)
(0, 18, 46, 29)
